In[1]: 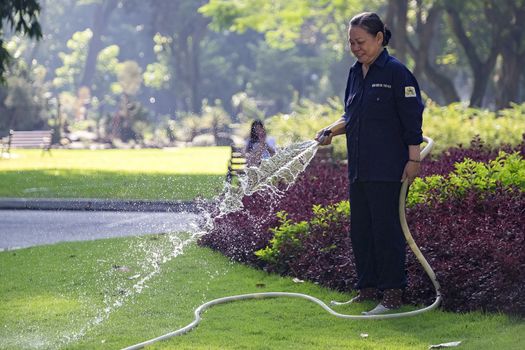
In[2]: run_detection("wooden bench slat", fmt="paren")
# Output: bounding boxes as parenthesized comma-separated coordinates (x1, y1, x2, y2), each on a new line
(10, 136, 51, 142)
(8, 132, 52, 136)
(226, 144, 247, 183)
(1, 130, 53, 155)
(10, 139, 51, 144)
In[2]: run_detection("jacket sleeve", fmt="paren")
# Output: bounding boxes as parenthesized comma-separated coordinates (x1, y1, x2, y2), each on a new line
(392, 65, 424, 145)
(342, 66, 353, 122)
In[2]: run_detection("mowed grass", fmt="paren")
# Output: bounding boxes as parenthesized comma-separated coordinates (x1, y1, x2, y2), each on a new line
(0, 148, 230, 200)
(0, 236, 523, 350)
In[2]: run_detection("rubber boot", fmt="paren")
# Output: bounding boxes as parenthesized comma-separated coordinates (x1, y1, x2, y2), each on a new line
(362, 289, 403, 315)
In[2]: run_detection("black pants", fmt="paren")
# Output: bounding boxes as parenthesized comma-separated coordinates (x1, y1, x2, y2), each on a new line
(349, 181, 407, 290)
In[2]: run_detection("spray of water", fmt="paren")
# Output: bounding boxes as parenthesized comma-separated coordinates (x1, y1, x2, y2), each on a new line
(9, 140, 321, 349)
(219, 140, 320, 216)
(58, 222, 204, 348)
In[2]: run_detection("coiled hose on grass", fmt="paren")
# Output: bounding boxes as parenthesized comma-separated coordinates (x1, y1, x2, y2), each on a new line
(122, 136, 441, 350)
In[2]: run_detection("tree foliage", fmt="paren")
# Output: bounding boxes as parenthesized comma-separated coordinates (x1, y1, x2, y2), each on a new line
(0, 38, 50, 134)
(148, 0, 211, 113)
(2, 0, 525, 142)
(200, 0, 379, 55)
(53, 29, 92, 91)
(200, 0, 525, 108)
(0, 0, 42, 82)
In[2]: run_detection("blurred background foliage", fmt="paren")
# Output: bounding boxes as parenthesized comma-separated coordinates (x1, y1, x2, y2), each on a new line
(1, 0, 524, 150)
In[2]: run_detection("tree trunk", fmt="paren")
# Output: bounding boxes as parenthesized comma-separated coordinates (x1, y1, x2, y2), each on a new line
(470, 64, 494, 107)
(496, 48, 524, 109)
(27, 0, 46, 63)
(171, 18, 209, 113)
(189, 35, 201, 113)
(171, 37, 189, 112)
(408, 2, 460, 104)
(495, 1, 525, 109)
(188, 21, 208, 113)
(445, 7, 500, 107)
(79, 0, 118, 90)
(387, 0, 408, 63)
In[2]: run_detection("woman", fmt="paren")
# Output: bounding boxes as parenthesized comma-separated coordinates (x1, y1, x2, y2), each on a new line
(245, 120, 276, 167)
(316, 12, 424, 315)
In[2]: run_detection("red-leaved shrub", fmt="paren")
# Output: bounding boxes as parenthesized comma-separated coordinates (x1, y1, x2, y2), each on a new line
(406, 187, 525, 315)
(199, 136, 525, 316)
(421, 134, 525, 177)
(198, 158, 349, 264)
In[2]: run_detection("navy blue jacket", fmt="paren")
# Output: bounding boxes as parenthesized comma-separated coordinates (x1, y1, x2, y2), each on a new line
(343, 48, 424, 183)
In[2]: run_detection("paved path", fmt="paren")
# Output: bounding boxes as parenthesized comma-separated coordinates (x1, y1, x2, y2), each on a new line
(0, 198, 196, 212)
(0, 210, 200, 250)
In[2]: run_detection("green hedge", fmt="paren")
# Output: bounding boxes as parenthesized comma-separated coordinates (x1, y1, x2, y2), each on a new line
(408, 151, 525, 206)
(266, 100, 525, 158)
(266, 98, 348, 159)
(423, 102, 525, 154)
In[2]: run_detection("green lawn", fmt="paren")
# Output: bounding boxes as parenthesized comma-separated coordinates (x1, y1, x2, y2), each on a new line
(0, 148, 230, 200)
(1, 235, 523, 350)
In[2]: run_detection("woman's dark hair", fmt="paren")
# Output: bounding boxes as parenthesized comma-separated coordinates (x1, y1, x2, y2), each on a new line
(350, 12, 391, 46)
(247, 120, 265, 151)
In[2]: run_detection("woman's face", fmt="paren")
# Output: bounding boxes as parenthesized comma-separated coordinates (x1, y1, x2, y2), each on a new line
(348, 25, 383, 65)
(254, 124, 266, 139)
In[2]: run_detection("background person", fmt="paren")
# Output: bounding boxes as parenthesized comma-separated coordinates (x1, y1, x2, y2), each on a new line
(245, 120, 276, 166)
(315, 12, 424, 315)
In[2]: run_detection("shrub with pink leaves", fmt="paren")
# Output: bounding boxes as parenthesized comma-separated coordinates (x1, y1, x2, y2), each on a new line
(405, 187, 525, 315)
(421, 134, 525, 177)
(198, 158, 349, 264)
(199, 135, 525, 316)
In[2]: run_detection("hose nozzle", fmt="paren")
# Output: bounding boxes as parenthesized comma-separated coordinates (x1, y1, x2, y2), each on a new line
(317, 129, 332, 144)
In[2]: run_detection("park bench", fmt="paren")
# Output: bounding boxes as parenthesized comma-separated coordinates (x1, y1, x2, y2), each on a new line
(226, 145, 246, 183)
(1, 129, 54, 156)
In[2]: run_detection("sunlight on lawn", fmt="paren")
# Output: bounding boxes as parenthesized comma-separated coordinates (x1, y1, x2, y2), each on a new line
(0, 147, 230, 174)
(0, 148, 230, 200)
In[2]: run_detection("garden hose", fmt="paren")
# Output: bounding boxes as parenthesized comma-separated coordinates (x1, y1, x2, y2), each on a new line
(122, 136, 441, 350)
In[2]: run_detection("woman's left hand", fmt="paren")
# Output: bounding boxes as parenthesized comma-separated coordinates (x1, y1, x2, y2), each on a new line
(401, 161, 421, 185)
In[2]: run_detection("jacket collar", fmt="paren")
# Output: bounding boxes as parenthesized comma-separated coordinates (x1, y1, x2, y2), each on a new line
(352, 48, 389, 69)
(374, 48, 389, 68)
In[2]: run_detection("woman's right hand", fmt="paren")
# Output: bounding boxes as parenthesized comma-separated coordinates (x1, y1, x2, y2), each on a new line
(315, 129, 333, 146)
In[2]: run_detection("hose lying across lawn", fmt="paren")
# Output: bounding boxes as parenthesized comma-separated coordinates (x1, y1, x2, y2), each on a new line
(122, 136, 441, 350)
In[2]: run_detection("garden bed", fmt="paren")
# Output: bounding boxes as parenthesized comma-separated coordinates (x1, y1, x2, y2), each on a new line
(200, 135, 525, 316)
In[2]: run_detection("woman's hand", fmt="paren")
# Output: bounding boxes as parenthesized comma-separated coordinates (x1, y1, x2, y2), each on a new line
(401, 160, 421, 185)
(315, 129, 333, 146)
(314, 117, 346, 145)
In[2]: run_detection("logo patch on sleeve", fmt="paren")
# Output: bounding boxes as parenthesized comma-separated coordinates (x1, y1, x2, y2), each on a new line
(405, 86, 417, 97)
